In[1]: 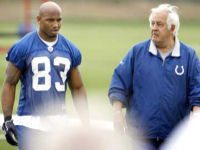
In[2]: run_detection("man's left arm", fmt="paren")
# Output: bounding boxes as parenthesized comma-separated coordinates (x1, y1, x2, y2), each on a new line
(68, 67, 89, 126)
(189, 51, 200, 113)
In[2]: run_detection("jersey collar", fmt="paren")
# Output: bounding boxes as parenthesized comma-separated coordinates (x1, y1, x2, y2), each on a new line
(37, 31, 59, 47)
(149, 37, 180, 57)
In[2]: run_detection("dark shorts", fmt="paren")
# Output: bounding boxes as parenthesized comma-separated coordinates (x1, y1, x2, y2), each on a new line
(145, 138, 164, 150)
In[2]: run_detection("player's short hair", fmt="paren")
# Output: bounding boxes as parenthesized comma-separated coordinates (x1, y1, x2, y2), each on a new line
(149, 4, 180, 37)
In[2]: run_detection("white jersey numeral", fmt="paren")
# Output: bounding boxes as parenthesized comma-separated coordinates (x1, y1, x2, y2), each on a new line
(32, 56, 70, 91)
(32, 57, 51, 91)
(54, 57, 70, 91)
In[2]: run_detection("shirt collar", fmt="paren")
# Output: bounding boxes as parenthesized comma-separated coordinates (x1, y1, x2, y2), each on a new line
(37, 30, 58, 47)
(149, 37, 180, 57)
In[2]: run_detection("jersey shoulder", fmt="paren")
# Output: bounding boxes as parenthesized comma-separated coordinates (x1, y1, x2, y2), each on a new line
(8, 31, 38, 55)
(58, 34, 80, 52)
(6, 31, 39, 70)
(180, 41, 196, 54)
(126, 39, 151, 58)
(132, 39, 151, 51)
(57, 34, 82, 67)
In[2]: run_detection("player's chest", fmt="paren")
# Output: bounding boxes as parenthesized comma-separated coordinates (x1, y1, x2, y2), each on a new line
(25, 50, 72, 91)
(26, 49, 72, 73)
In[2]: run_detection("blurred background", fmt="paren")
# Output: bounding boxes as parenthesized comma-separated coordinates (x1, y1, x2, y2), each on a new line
(0, 0, 200, 149)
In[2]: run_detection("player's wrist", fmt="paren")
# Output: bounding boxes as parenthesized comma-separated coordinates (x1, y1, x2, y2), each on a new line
(4, 116, 12, 122)
(2, 118, 18, 146)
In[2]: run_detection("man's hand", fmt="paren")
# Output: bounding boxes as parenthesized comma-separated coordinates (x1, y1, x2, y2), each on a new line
(2, 120, 18, 146)
(113, 110, 127, 135)
(112, 100, 127, 135)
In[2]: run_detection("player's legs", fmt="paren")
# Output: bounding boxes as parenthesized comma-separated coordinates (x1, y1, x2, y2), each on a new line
(16, 125, 47, 150)
(145, 138, 164, 150)
(15, 125, 28, 150)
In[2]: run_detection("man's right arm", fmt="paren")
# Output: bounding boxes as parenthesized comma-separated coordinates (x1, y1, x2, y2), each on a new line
(109, 50, 134, 134)
(112, 100, 127, 134)
(1, 62, 21, 121)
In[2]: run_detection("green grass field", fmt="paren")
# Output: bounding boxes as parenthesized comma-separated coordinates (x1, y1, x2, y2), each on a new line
(0, 20, 200, 149)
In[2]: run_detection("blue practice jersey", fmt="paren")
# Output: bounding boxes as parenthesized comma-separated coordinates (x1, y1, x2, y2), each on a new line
(109, 39, 200, 139)
(6, 31, 81, 116)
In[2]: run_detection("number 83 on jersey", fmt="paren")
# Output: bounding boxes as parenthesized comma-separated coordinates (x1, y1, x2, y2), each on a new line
(32, 56, 70, 92)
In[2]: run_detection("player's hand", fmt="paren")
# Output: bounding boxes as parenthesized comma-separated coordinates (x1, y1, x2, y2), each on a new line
(113, 110, 127, 135)
(2, 120, 18, 146)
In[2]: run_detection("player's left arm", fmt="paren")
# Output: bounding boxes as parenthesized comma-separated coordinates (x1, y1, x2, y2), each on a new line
(68, 67, 89, 126)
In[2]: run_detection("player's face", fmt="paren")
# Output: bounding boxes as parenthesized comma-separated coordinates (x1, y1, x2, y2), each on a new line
(150, 11, 172, 46)
(38, 9, 62, 41)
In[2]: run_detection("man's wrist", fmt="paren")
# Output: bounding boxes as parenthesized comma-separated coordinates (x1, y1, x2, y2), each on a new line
(114, 110, 122, 114)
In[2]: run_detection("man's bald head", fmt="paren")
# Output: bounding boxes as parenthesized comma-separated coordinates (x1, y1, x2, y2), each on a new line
(37, 1, 62, 41)
(38, 1, 62, 17)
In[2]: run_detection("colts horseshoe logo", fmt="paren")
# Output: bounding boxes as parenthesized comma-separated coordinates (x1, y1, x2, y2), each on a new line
(175, 65, 184, 76)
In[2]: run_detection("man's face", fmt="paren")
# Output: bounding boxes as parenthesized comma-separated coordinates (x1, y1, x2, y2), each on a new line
(38, 9, 62, 41)
(150, 11, 172, 46)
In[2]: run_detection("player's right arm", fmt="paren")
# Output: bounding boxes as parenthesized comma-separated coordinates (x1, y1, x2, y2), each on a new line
(1, 62, 21, 121)
(1, 62, 21, 145)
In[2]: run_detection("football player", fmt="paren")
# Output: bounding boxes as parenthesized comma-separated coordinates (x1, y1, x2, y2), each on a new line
(1, 1, 89, 149)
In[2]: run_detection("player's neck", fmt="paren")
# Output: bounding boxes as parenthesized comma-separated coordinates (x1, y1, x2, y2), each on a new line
(38, 31, 58, 42)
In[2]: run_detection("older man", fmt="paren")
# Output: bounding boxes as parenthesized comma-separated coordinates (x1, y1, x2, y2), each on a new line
(108, 4, 200, 150)
(1, 1, 89, 150)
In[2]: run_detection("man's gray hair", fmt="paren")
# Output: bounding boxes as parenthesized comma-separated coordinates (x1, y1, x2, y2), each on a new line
(149, 4, 180, 37)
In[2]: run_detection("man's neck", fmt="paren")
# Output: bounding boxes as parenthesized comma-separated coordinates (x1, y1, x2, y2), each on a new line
(38, 31, 57, 42)
(156, 37, 175, 53)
